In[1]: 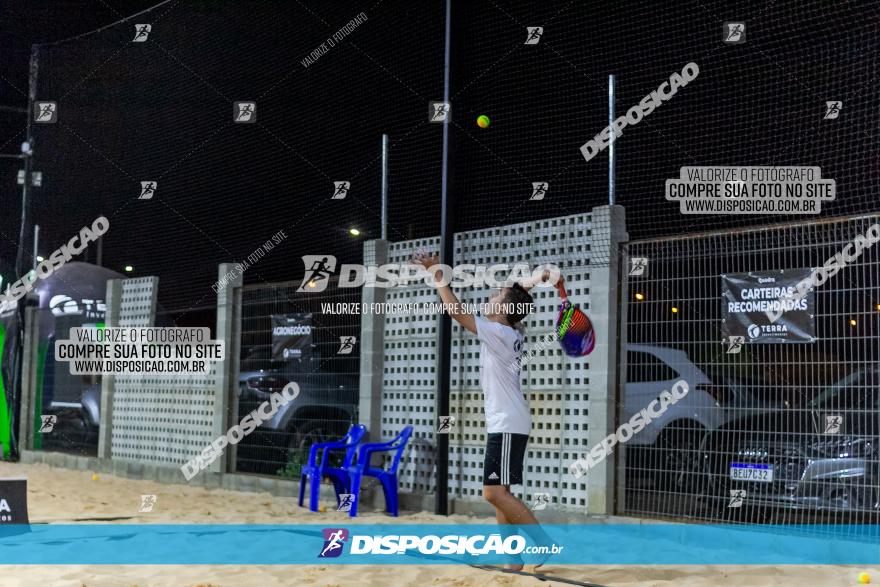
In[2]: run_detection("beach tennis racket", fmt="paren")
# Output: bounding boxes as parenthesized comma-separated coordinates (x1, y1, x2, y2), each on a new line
(554, 280, 595, 357)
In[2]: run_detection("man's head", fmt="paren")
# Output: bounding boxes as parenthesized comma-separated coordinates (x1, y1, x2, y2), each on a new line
(488, 282, 534, 327)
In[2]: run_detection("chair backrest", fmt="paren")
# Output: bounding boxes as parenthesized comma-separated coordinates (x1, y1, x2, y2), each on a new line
(342, 424, 368, 468)
(387, 425, 413, 473)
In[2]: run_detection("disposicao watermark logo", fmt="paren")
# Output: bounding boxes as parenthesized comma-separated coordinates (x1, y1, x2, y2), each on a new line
(580, 63, 699, 163)
(319, 528, 349, 558)
(181, 383, 300, 481)
(298, 256, 560, 292)
(0, 216, 109, 314)
(569, 380, 689, 477)
(765, 222, 880, 324)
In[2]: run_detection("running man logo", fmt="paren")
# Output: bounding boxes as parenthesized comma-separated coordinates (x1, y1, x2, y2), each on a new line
(337, 494, 355, 512)
(629, 257, 648, 276)
(530, 182, 548, 201)
(0, 499, 11, 522)
(524, 27, 543, 44)
(337, 336, 356, 355)
(531, 492, 550, 511)
(437, 415, 455, 434)
(318, 528, 349, 558)
(139, 181, 157, 200)
(723, 22, 745, 43)
(132, 24, 151, 42)
(429, 101, 451, 123)
(728, 489, 746, 508)
(234, 102, 256, 123)
(39, 415, 57, 433)
(725, 335, 744, 354)
(824, 101, 842, 120)
(34, 102, 57, 123)
(824, 415, 842, 434)
(138, 494, 157, 513)
(297, 255, 337, 292)
(332, 181, 350, 200)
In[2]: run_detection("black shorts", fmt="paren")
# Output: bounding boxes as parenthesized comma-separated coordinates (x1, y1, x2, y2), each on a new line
(483, 432, 528, 486)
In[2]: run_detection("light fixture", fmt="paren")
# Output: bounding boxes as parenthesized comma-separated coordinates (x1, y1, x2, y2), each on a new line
(635, 292, 645, 301)
(671, 306, 679, 314)
(849, 319, 857, 327)
(349, 228, 361, 236)
(124, 265, 134, 273)
(36, 256, 44, 262)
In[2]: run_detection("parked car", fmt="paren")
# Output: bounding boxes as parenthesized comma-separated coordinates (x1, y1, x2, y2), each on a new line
(702, 367, 880, 519)
(234, 346, 359, 475)
(623, 345, 778, 491)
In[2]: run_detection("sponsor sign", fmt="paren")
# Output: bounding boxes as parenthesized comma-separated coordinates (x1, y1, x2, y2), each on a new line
(271, 314, 312, 361)
(0, 478, 29, 524)
(721, 270, 815, 343)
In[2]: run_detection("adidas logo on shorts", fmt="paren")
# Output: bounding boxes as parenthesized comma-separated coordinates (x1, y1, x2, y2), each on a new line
(488, 472, 499, 480)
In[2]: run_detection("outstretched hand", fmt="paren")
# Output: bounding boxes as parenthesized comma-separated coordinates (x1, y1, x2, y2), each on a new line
(411, 249, 440, 270)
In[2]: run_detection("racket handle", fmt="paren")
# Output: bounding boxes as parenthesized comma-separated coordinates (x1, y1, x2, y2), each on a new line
(556, 280, 568, 301)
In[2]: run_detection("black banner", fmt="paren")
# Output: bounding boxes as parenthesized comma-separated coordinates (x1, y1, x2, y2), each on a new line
(721, 269, 815, 343)
(0, 477, 29, 524)
(271, 313, 312, 361)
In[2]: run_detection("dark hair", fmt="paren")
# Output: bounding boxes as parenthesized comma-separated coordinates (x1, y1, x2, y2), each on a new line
(502, 283, 534, 326)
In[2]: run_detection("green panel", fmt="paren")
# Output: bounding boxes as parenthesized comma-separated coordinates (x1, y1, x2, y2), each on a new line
(0, 325, 9, 459)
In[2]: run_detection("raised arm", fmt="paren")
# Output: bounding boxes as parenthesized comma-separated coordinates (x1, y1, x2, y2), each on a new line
(412, 251, 477, 334)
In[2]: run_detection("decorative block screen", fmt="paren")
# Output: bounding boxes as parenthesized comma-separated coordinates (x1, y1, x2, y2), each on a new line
(379, 213, 595, 510)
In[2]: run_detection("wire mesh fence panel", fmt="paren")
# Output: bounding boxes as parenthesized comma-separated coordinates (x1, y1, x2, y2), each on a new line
(234, 279, 361, 478)
(619, 214, 880, 530)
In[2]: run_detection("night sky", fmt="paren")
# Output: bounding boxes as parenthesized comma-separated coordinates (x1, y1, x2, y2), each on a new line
(0, 1, 876, 311)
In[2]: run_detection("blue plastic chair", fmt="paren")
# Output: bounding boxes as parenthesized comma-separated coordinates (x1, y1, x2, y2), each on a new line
(298, 424, 367, 512)
(346, 425, 413, 517)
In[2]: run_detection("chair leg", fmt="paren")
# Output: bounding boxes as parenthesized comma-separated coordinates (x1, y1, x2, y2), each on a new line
(380, 474, 399, 517)
(348, 473, 363, 518)
(298, 473, 307, 507)
(309, 472, 320, 513)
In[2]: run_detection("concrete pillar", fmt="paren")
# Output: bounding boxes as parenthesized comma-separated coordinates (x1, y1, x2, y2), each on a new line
(97, 279, 123, 460)
(215, 263, 243, 473)
(359, 239, 388, 440)
(18, 305, 40, 451)
(584, 204, 628, 514)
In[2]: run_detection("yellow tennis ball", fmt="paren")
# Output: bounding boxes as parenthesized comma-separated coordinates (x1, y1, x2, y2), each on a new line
(318, 505, 327, 513)
(476, 115, 490, 128)
(858, 572, 871, 584)
(91, 473, 99, 481)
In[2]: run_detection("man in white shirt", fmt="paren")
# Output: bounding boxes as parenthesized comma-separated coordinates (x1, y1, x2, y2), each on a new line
(413, 251, 552, 570)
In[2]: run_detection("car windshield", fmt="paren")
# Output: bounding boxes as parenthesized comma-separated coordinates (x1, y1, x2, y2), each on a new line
(807, 369, 880, 411)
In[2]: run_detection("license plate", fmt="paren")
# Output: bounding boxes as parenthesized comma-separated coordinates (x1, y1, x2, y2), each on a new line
(730, 463, 774, 482)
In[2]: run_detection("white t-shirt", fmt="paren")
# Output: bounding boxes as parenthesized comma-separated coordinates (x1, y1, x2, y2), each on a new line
(475, 316, 532, 435)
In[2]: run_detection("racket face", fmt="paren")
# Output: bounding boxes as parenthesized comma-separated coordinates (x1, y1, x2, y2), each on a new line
(555, 302, 595, 356)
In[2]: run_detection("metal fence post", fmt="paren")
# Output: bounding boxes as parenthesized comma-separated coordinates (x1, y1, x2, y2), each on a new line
(18, 304, 40, 452)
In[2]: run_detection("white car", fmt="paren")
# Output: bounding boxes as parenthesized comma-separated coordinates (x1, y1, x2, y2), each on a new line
(622, 344, 773, 490)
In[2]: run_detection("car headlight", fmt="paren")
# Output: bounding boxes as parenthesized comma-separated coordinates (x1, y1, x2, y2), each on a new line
(807, 436, 873, 458)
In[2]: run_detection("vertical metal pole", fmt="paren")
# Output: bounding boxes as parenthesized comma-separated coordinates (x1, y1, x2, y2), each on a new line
(10, 45, 39, 460)
(608, 74, 616, 205)
(435, 0, 453, 516)
(32, 225, 39, 270)
(381, 134, 388, 241)
(96, 232, 103, 267)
